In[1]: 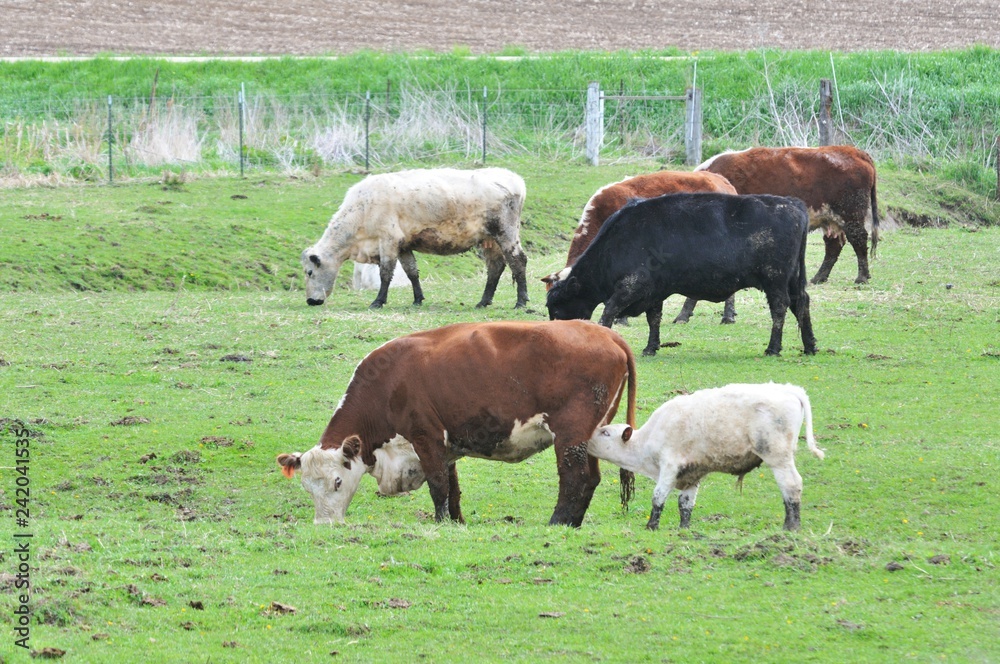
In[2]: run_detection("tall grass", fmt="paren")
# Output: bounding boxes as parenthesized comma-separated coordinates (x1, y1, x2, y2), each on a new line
(1, 48, 999, 189)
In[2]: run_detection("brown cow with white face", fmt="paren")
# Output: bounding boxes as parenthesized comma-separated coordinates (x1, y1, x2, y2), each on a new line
(542, 170, 740, 324)
(277, 320, 637, 527)
(696, 146, 880, 286)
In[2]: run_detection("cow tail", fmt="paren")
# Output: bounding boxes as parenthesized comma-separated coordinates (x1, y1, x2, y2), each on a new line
(619, 340, 637, 510)
(869, 179, 880, 260)
(794, 386, 825, 461)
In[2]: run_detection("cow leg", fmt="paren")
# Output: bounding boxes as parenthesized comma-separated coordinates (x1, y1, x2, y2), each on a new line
(548, 420, 603, 527)
(677, 484, 700, 529)
(844, 219, 872, 284)
(597, 280, 645, 330)
(811, 232, 845, 285)
(409, 433, 454, 522)
(641, 301, 664, 357)
(769, 462, 804, 531)
(763, 290, 790, 356)
(500, 244, 529, 309)
(369, 256, 398, 309)
(493, 196, 530, 309)
(672, 297, 697, 324)
(398, 250, 425, 306)
(475, 243, 507, 309)
(789, 284, 817, 355)
(447, 462, 464, 524)
(721, 295, 737, 324)
(647, 466, 678, 531)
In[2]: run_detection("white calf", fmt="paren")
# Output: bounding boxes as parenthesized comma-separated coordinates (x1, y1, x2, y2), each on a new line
(587, 383, 824, 531)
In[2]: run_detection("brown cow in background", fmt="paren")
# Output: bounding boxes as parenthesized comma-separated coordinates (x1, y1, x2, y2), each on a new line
(697, 146, 880, 286)
(542, 170, 741, 324)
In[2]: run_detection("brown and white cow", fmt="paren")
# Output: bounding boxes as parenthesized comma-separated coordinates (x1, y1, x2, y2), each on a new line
(696, 146, 880, 287)
(277, 320, 637, 527)
(542, 170, 740, 323)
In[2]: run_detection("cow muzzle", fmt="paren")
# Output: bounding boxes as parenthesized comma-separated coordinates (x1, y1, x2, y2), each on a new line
(306, 297, 325, 306)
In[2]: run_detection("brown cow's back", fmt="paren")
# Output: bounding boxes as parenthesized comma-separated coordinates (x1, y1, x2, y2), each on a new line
(702, 146, 875, 212)
(565, 170, 736, 266)
(315, 319, 637, 526)
(699, 145, 879, 284)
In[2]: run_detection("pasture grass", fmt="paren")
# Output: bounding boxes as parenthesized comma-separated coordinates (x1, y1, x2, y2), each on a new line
(0, 166, 998, 662)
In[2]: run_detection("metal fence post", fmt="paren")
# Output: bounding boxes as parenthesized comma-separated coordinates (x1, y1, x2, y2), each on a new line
(585, 82, 603, 166)
(238, 84, 245, 177)
(819, 79, 834, 146)
(107, 96, 113, 184)
(685, 87, 702, 166)
(482, 86, 488, 164)
(365, 91, 371, 172)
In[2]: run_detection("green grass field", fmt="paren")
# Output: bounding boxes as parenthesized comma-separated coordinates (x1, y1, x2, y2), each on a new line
(1, 160, 998, 662)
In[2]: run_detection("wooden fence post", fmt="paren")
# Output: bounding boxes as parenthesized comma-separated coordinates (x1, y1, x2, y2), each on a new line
(685, 87, 702, 166)
(819, 79, 834, 146)
(585, 81, 603, 166)
(995, 136, 1000, 201)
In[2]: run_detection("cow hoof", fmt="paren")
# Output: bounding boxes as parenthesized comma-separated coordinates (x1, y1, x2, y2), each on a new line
(720, 317, 736, 325)
(474, 300, 491, 309)
(645, 521, 660, 531)
(514, 300, 528, 309)
(855, 276, 870, 284)
(765, 349, 781, 357)
(672, 317, 689, 325)
(810, 276, 828, 285)
(804, 347, 818, 356)
(369, 300, 385, 310)
(412, 300, 424, 307)
(641, 348, 658, 357)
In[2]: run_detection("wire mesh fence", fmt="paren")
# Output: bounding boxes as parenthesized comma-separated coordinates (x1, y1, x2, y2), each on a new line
(1, 81, 997, 194)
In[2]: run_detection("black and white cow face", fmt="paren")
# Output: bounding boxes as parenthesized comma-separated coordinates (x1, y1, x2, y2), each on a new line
(301, 250, 339, 306)
(545, 276, 598, 322)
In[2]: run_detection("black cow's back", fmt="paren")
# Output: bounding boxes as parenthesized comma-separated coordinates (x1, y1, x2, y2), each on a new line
(546, 192, 816, 357)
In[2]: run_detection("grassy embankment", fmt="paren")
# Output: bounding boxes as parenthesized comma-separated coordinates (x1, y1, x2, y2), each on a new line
(0, 159, 998, 662)
(2, 48, 999, 195)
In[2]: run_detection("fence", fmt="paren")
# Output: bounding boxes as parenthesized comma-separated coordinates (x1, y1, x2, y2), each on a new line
(2, 80, 998, 197)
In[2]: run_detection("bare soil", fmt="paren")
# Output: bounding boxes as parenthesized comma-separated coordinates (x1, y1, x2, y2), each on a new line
(2, 0, 999, 56)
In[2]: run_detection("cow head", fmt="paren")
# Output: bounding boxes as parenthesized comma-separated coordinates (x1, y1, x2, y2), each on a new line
(586, 424, 633, 457)
(371, 436, 427, 495)
(277, 435, 426, 524)
(301, 248, 340, 306)
(545, 276, 596, 321)
(540, 266, 573, 291)
(276, 436, 368, 524)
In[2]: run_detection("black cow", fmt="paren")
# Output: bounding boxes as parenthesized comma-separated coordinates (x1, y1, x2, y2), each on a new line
(545, 193, 817, 357)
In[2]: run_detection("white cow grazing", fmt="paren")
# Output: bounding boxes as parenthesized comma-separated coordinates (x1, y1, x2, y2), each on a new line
(301, 167, 529, 310)
(587, 383, 824, 531)
(277, 436, 425, 524)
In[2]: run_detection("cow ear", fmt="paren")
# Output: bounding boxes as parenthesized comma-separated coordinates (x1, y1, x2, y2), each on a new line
(620, 426, 633, 442)
(342, 435, 362, 461)
(276, 453, 301, 479)
(309, 254, 321, 267)
(540, 273, 556, 285)
(565, 276, 581, 295)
